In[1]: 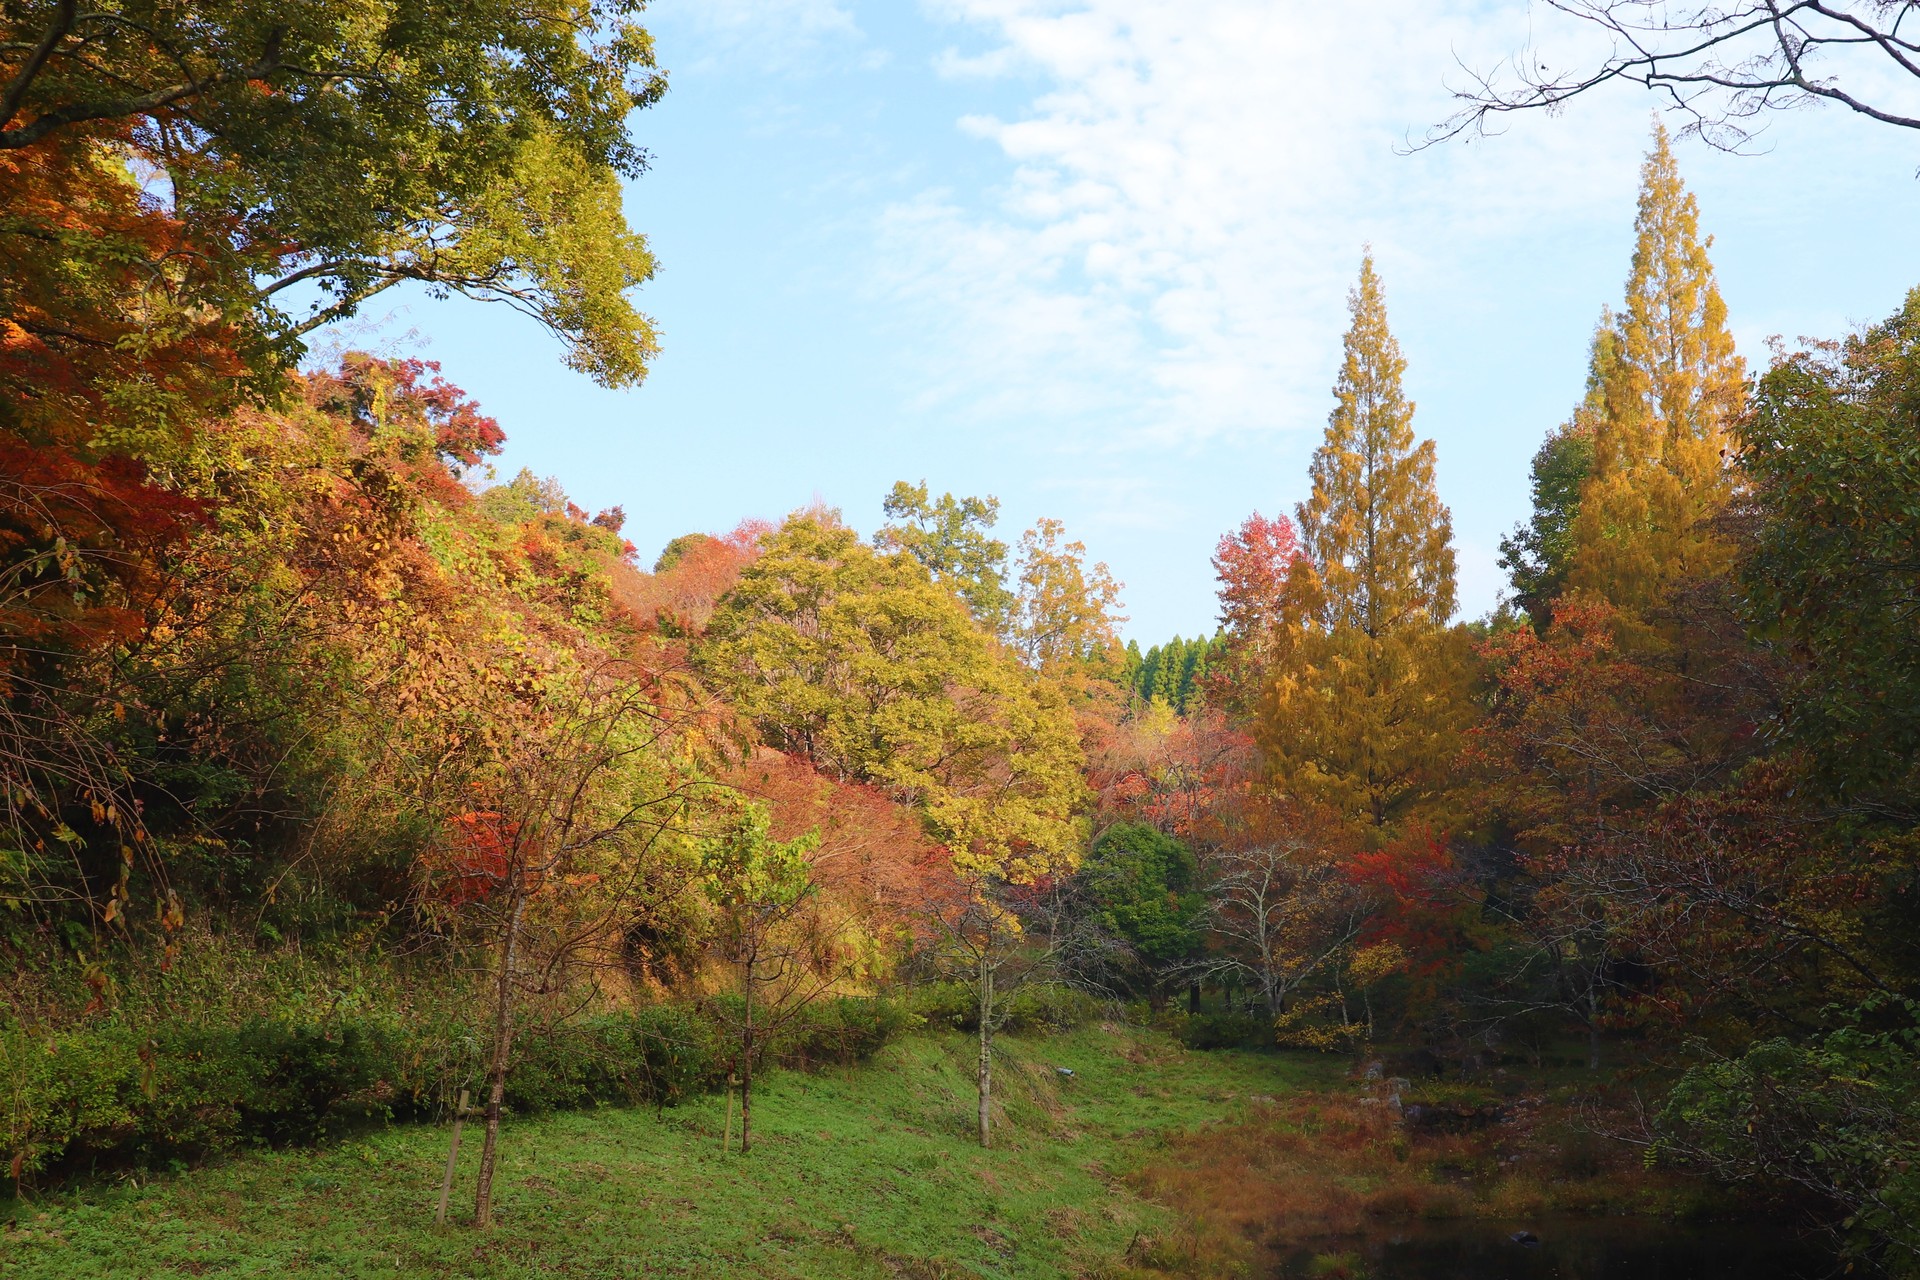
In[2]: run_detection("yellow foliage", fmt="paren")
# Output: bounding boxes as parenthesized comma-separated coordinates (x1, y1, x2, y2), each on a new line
(1259, 255, 1477, 839)
(1568, 124, 1746, 627)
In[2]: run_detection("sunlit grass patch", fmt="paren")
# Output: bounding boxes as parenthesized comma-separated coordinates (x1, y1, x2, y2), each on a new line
(0, 1027, 1330, 1279)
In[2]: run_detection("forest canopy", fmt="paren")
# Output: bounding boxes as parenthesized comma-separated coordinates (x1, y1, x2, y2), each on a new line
(3, 6, 1919, 1267)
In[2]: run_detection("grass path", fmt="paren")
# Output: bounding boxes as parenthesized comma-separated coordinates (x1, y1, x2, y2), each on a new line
(1, 1028, 1340, 1279)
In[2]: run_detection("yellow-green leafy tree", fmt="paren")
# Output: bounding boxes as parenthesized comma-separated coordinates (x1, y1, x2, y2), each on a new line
(1006, 517, 1127, 687)
(1258, 254, 1474, 840)
(698, 510, 1092, 1148)
(697, 510, 1087, 875)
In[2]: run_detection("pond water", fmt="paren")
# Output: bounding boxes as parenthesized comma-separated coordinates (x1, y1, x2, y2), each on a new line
(1271, 1216, 1838, 1280)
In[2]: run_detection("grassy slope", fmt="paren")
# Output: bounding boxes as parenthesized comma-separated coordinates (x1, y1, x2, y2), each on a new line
(0, 1028, 1341, 1279)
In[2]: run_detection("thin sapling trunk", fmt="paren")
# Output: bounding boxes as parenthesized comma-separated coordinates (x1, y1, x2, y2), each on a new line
(473, 890, 525, 1228)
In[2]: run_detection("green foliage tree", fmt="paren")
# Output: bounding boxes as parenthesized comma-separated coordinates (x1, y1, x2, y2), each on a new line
(0, 0, 666, 383)
(1655, 1003, 1920, 1271)
(699, 800, 834, 1155)
(1125, 634, 1223, 715)
(1152, 637, 1187, 705)
(1076, 822, 1202, 1002)
(1258, 254, 1473, 838)
(698, 511, 1086, 878)
(1742, 286, 1920, 805)
(874, 481, 1013, 628)
(1499, 321, 1610, 628)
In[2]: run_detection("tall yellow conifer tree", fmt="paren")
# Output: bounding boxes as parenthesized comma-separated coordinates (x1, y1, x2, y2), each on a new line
(1259, 255, 1473, 840)
(1568, 124, 1746, 618)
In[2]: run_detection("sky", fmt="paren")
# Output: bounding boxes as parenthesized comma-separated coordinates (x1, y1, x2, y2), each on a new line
(335, 0, 1920, 642)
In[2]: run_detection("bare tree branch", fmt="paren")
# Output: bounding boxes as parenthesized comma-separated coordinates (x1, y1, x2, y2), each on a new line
(1422, 2, 1920, 153)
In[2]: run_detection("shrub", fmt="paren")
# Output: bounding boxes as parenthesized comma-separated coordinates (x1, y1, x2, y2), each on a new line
(1174, 1010, 1272, 1051)
(505, 1007, 725, 1114)
(912, 982, 1100, 1034)
(0, 1024, 144, 1181)
(2, 1018, 391, 1182)
(768, 997, 918, 1068)
(233, 1020, 391, 1144)
(1, 995, 913, 1193)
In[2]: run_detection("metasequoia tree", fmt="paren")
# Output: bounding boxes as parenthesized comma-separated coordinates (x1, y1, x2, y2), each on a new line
(1477, 131, 1757, 1061)
(419, 661, 695, 1228)
(0, 0, 666, 381)
(1566, 126, 1746, 621)
(1258, 255, 1473, 839)
(1430, 1, 1920, 151)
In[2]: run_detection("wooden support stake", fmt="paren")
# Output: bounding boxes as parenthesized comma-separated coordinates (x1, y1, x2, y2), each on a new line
(436, 1088, 470, 1225)
(721, 1073, 738, 1153)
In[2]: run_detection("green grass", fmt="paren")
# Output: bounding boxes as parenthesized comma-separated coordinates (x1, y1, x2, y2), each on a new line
(0, 1026, 1341, 1279)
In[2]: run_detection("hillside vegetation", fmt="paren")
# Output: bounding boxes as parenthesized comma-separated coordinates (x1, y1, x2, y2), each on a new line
(2, 4, 1919, 1277)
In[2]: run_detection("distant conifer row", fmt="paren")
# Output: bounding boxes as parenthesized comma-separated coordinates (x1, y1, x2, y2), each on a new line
(1122, 633, 1225, 714)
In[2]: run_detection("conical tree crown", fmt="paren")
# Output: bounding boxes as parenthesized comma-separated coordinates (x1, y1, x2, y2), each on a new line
(1297, 254, 1457, 635)
(1259, 256, 1472, 841)
(1570, 124, 1746, 612)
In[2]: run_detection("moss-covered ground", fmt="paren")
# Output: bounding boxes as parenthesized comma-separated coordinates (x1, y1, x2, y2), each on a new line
(0, 1027, 1340, 1279)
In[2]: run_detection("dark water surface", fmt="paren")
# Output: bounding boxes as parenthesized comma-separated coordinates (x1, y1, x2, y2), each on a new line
(1272, 1216, 1838, 1280)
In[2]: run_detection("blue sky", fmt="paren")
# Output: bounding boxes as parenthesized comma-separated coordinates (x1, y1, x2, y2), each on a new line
(332, 0, 1920, 641)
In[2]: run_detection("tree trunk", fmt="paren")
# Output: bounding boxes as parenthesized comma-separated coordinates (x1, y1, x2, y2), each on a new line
(1187, 981, 1201, 1014)
(740, 962, 755, 1154)
(1586, 982, 1601, 1072)
(473, 891, 525, 1228)
(977, 949, 993, 1149)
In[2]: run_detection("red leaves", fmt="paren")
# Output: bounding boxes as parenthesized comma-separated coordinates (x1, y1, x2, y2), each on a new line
(430, 810, 530, 905)
(307, 354, 504, 469)
(0, 438, 205, 657)
(616, 519, 771, 636)
(0, 127, 237, 666)
(1345, 833, 1481, 981)
(1213, 510, 1302, 642)
(1085, 705, 1256, 837)
(726, 748, 954, 937)
(1208, 510, 1308, 706)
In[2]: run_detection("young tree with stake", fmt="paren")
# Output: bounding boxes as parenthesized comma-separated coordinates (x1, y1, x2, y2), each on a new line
(700, 800, 854, 1154)
(420, 661, 698, 1228)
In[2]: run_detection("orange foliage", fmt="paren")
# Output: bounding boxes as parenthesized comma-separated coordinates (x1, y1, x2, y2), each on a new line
(0, 128, 243, 662)
(725, 748, 955, 939)
(613, 520, 770, 636)
(427, 810, 534, 906)
(1084, 704, 1256, 836)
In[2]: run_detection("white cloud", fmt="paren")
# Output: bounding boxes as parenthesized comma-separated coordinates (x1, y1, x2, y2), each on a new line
(880, 0, 1654, 445)
(657, 0, 872, 74)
